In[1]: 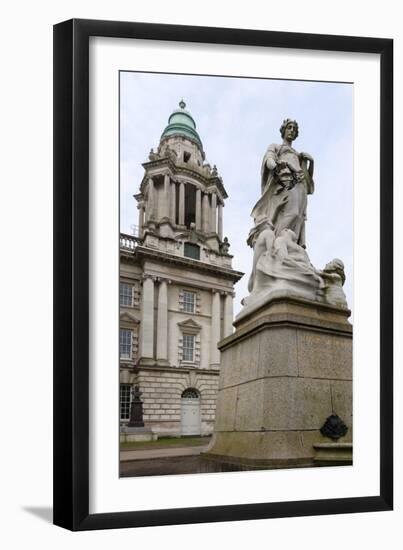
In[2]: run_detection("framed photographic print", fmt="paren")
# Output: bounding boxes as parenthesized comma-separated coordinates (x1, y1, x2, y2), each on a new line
(53, 19, 393, 530)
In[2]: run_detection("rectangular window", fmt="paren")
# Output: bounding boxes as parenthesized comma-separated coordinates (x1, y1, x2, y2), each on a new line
(120, 384, 131, 421)
(120, 329, 132, 359)
(183, 290, 196, 313)
(184, 242, 200, 260)
(182, 334, 195, 362)
(120, 282, 133, 306)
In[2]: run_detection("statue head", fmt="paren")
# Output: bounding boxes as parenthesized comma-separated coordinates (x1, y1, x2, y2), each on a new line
(324, 258, 346, 285)
(280, 119, 299, 141)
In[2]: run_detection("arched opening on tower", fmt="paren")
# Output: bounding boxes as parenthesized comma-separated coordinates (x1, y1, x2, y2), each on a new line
(184, 183, 196, 228)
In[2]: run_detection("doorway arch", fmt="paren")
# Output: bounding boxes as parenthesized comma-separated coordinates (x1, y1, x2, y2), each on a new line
(180, 388, 201, 435)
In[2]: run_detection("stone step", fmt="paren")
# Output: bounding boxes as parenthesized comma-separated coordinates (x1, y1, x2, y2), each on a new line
(313, 442, 353, 464)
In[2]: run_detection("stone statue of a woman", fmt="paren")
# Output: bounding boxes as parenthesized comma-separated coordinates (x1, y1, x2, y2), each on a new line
(240, 119, 349, 315)
(251, 119, 314, 248)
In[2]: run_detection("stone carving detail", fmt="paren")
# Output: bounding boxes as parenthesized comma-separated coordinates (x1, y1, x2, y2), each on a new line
(148, 148, 158, 161)
(242, 119, 349, 311)
(320, 414, 348, 440)
(132, 280, 141, 307)
(158, 143, 177, 161)
(220, 236, 230, 254)
(320, 259, 348, 307)
(132, 328, 139, 359)
(244, 220, 324, 307)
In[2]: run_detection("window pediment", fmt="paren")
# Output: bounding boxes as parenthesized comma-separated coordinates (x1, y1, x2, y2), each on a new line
(177, 318, 202, 334)
(120, 312, 140, 324)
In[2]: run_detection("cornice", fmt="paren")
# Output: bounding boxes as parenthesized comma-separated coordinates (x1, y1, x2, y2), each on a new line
(133, 245, 244, 282)
(140, 158, 228, 199)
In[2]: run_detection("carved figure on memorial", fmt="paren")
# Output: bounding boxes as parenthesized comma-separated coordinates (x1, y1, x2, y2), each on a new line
(244, 218, 325, 307)
(320, 258, 348, 307)
(246, 217, 276, 293)
(220, 236, 231, 254)
(268, 229, 324, 289)
(251, 119, 314, 248)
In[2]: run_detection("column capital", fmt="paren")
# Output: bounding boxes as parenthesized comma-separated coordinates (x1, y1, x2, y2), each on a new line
(142, 273, 156, 282)
(155, 277, 172, 285)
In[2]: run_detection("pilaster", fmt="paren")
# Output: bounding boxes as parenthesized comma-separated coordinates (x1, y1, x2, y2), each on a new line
(210, 289, 221, 367)
(202, 192, 209, 233)
(211, 192, 217, 233)
(139, 274, 155, 363)
(156, 278, 170, 364)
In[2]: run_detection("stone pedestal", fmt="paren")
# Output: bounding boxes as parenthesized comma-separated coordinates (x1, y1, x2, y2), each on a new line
(120, 426, 157, 443)
(204, 293, 352, 468)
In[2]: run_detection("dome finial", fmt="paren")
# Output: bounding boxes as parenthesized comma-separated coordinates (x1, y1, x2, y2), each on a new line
(179, 98, 186, 110)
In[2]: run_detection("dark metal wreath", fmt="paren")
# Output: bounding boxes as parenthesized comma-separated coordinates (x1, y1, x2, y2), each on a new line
(320, 414, 348, 440)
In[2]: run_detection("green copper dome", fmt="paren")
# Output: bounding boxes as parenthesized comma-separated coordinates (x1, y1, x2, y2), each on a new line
(160, 100, 203, 149)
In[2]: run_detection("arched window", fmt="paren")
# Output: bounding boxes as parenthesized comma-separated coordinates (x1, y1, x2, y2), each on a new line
(181, 388, 200, 399)
(184, 183, 196, 228)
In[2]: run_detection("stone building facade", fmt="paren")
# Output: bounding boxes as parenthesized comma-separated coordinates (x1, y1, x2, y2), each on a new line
(120, 100, 243, 437)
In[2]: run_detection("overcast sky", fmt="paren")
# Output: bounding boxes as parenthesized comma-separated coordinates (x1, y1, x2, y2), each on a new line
(120, 71, 353, 315)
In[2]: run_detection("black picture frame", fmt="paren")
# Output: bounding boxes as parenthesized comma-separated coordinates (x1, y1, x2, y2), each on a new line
(53, 18, 393, 531)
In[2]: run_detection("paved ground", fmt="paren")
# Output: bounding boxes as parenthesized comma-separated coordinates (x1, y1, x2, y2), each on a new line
(120, 444, 210, 462)
(120, 455, 206, 477)
(120, 442, 213, 477)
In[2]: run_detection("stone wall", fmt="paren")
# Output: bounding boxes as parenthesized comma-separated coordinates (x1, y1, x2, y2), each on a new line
(137, 368, 219, 436)
(207, 297, 353, 466)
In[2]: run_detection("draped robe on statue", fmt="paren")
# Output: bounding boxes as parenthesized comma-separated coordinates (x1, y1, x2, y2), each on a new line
(251, 143, 314, 248)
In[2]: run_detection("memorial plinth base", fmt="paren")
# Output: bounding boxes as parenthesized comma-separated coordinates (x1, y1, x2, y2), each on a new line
(204, 293, 353, 468)
(120, 426, 157, 443)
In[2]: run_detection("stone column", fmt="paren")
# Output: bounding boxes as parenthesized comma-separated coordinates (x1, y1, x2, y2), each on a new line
(195, 188, 202, 231)
(217, 202, 223, 241)
(170, 180, 176, 224)
(147, 178, 155, 221)
(179, 181, 185, 226)
(162, 173, 170, 220)
(140, 275, 154, 360)
(156, 279, 169, 363)
(137, 202, 145, 238)
(223, 292, 234, 337)
(211, 192, 217, 233)
(210, 290, 221, 366)
(202, 192, 210, 233)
